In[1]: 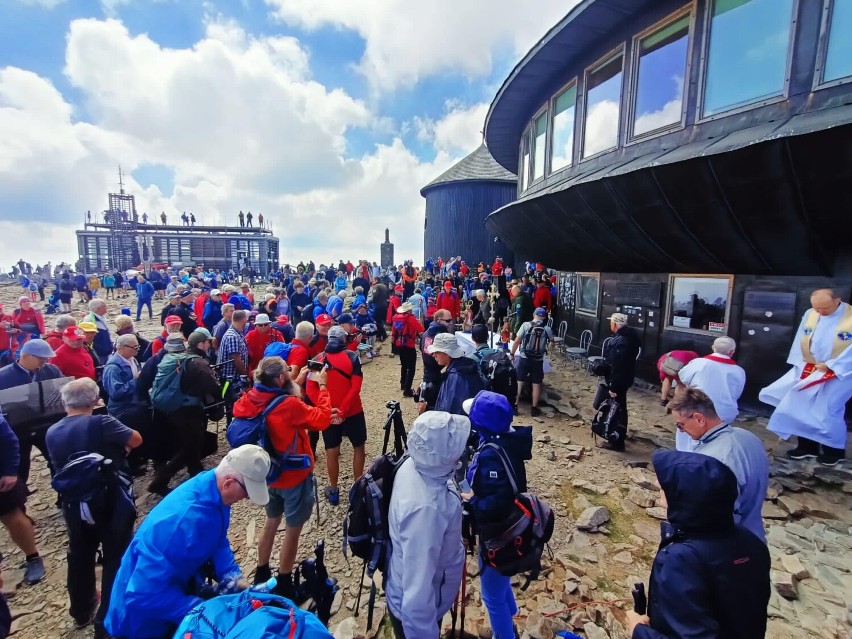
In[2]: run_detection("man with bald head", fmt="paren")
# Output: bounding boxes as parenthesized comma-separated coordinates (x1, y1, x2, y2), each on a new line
(760, 289, 851, 466)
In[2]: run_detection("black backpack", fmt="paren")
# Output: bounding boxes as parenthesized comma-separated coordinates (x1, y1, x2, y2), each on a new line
(591, 397, 625, 446)
(521, 322, 549, 360)
(473, 443, 554, 589)
(475, 348, 518, 405)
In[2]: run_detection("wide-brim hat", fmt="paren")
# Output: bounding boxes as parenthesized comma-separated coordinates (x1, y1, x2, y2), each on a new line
(398, 302, 413, 313)
(425, 332, 464, 358)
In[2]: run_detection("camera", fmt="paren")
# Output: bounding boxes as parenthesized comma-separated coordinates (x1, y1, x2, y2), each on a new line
(385, 400, 400, 410)
(306, 359, 326, 372)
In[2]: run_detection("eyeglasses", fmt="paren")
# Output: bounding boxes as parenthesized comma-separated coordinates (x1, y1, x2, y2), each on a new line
(232, 477, 247, 494)
(675, 413, 696, 432)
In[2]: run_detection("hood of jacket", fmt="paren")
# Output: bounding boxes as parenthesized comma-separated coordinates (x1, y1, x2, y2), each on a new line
(447, 355, 480, 377)
(653, 449, 737, 535)
(479, 425, 533, 461)
(408, 411, 470, 479)
(233, 384, 289, 418)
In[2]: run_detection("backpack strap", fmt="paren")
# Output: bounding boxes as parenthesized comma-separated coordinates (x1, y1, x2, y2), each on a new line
(477, 442, 519, 497)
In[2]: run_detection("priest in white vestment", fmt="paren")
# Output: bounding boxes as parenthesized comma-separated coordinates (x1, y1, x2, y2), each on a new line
(760, 289, 852, 466)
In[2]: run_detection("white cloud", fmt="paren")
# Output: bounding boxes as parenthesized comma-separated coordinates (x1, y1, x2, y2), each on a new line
(414, 101, 488, 155)
(0, 17, 467, 269)
(265, 0, 580, 93)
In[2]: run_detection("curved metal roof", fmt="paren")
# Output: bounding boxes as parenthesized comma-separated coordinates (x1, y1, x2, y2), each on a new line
(420, 143, 517, 195)
(484, 0, 659, 172)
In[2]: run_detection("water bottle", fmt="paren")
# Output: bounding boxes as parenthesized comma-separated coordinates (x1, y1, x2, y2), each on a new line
(556, 633, 583, 639)
(250, 577, 278, 593)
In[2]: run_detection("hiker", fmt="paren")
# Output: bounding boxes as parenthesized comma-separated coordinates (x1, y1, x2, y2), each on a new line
(234, 357, 333, 598)
(462, 391, 533, 639)
(106, 446, 271, 639)
(391, 302, 424, 397)
(385, 411, 470, 639)
(510, 307, 553, 417)
(428, 333, 486, 416)
(627, 450, 770, 639)
(46, 378, 142, 639)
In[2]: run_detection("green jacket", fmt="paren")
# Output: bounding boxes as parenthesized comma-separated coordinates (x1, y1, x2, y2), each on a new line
(510, 293, 533, 334)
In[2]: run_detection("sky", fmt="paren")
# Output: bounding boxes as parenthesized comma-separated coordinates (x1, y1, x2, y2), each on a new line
(0, 0, 579, 270)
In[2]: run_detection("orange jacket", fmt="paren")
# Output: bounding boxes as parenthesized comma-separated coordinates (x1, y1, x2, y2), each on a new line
(233, 387, 331, 490)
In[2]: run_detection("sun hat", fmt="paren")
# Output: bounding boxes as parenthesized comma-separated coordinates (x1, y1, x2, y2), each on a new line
(78, 321, 98, 333)
(255, 313, 271, 325)
(21, 339, 55, 358)
(463, 391, 515, 434)
(398, 302, 413, 313)
(426, 332, 465, 358)
(223, 445, 271, 506)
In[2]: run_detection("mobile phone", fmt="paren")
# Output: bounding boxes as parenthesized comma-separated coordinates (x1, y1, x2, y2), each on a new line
(306, 359, 325, 372)
(459, 479, 472, 494)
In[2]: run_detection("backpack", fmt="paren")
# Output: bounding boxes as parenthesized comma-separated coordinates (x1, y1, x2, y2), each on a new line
(521, 322, 549, 360)
(343, 452, 410, 577)
(591, 397, 625, 446)
(391, 314, 416, 349)
(173, 590, 333, 639)
(150, 353, 203, 412)
(141, 335, 166, 362)
(473, 443, 554, 589)
(226, 394, 311, 483)
(264, 341, 294, 360)
(476, 348, 518, 405)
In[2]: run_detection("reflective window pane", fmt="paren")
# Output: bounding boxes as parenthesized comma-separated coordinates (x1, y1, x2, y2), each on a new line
(668, 276, 731, 332)
(583, 52, 623, 158)
(703, 0, 793, 116)
(532, 113, 547, 181)
(633, 15, 690, 137)
(520, 132, 530, 192)
(551, 85, 576, 172)
(577, 274, 599, 314)
(825, 0, 852, 82)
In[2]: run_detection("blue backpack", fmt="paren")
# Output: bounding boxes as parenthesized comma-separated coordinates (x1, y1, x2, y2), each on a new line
(263, 342, 293, 360)
(226, 394, 311, 483)
(173, 590, 333, 638)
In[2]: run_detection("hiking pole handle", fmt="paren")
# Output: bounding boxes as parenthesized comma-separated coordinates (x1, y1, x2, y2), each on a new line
(632, 582, 647, 615)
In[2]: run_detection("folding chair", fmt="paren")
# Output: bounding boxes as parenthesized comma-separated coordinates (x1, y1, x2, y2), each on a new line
(586, 336, 612, 377)
(551, 321, 567, 357)
(565, 329, 592, 369)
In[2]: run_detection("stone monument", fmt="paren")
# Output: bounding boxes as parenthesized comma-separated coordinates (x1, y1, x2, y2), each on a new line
(380, 228, 394, 269)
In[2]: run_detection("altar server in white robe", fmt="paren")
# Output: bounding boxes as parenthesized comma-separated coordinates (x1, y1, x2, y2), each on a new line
(675, 336, 746, 452)
(760, 289, 852, 466)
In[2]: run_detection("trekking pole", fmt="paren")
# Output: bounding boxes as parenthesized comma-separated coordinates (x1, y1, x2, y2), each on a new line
(459, 545, 468, 636)
(313, 475, 321, 527)
(353, 560, 367, 618)
(450, 589, 459, 637)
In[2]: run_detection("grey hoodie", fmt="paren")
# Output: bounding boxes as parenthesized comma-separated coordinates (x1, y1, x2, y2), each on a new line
(385, 411, 471, 638)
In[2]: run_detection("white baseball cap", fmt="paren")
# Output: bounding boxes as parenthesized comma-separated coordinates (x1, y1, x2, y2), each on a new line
(223, 445, 271, 505)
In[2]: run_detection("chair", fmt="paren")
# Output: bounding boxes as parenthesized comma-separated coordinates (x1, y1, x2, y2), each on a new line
(565, 329, 592, 369)
(586, 336, 613, 377)
(551, 321, 567, 354)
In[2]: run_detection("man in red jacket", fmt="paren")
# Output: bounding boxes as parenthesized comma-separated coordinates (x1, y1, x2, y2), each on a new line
(43, 315, 77, 352)
(436, 280, 461, 320)
(50, 327, 96, 379)
(193, 289, 209, 328)
(532, 277, 553, 314)
(391, 303, 424, 397)
(245, 314, 283, 374)
(306, 326, 366, 506)
(386, 285, 403, 323)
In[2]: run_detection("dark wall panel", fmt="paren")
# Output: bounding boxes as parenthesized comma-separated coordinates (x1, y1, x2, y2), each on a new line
(424, 181, 517, 271)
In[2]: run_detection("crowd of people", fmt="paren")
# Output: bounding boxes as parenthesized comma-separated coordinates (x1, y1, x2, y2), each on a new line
(0, 246, 847, 639)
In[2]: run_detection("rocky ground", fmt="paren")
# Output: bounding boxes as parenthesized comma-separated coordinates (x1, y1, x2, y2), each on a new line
(0, 282, 850, 639)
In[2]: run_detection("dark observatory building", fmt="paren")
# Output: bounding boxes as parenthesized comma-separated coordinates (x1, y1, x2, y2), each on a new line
(421, 143, 517, 270)
(483, 0, 852, 399)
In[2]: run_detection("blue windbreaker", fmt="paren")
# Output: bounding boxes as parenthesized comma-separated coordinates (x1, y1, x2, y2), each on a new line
(105, 471, 241, 639)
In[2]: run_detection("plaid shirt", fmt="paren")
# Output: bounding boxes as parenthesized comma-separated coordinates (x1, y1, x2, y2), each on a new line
(216, 326, 248, 381)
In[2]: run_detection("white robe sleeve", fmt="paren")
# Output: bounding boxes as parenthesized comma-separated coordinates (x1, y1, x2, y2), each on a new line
(786, 311, 808, 368)
(827, 341, 852, 379)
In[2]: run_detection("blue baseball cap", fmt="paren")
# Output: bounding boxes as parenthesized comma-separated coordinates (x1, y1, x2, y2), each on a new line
(462, 390, 514, 434)
(337, 313, 354, 325)
(534, 307, 547, 317)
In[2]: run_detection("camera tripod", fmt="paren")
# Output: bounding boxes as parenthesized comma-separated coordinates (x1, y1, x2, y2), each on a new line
(381, 400, 407, 457)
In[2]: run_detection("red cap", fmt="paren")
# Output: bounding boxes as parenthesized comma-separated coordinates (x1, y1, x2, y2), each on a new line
(63, 326, 85, 339)
(164, 315, 183, 325)
(316, 314, 334, 327)
(394, 285, 403, 293)
(444, 280, 452, 288)
(276, 315, 289, 324)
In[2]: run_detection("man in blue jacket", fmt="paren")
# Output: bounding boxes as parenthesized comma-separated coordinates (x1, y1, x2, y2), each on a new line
(626, 450, 770, 639)
(134, 274, 155, 321)
(105, 445, 271, 639)
(428, 333, 487, 415)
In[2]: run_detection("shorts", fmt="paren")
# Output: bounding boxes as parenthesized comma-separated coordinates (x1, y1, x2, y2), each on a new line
(322, 412, 368, 450)
(516, 356, 544, 384)
(0, 479, 27, 517)
(265, 475, 315, 526)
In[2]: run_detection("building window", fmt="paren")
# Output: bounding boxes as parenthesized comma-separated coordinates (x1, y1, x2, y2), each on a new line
(550, 84, 576, 173)
(667, 274, 733, 333)
(531, 111, 547, 182)
(583, 50, 624, 159)
(702, 0, 794, 117)
(823, 0, 852, 83)
(576, 273, 600, 315)
(519, 128, 531, 192)
(633, 13, 690, 138)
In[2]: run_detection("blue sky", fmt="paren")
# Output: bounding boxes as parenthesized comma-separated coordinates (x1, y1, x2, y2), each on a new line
(0, 0, 573, 266)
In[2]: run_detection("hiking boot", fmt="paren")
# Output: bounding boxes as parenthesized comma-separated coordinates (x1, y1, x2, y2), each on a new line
(325, 486, 340, 506)
(253, 564, 273, 585)
(147, 479, 171, 497)
(74, 594, 99, 628)
(24, 556, 46, 584)
(402, 389, 414, 398)
(597, 440, 625, 452)
(818, 447, 847, 467)
(530, 406, 541, 417)
(272, 573, 297, 602)
(513, 404, 519, 416)
(659, 398, 669, 406)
